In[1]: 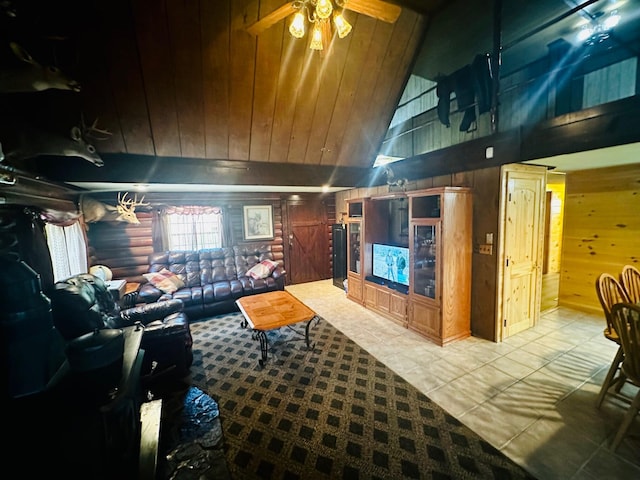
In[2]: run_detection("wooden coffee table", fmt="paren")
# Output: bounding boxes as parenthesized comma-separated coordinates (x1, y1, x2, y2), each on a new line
(236, 290, 320, 366)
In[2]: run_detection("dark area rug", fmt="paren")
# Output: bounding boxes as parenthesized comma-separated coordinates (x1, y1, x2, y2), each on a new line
(188, 312, 536, 480)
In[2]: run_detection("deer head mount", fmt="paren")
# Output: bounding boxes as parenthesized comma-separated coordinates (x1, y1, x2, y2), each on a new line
(0, 42, 81, 93)
(1, 116, 111, 167)
(80, 192, 149, 225)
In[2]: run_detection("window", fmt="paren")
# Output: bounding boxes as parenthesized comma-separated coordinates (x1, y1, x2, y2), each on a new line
(45, 222, 88, 282)
(164, 206, 223, 250)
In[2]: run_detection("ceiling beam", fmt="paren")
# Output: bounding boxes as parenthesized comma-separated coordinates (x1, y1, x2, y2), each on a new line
(28, 155, 373, 188)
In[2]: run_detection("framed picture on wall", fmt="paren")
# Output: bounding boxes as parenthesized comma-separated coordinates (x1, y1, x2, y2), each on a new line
(243, 205, 274, 241)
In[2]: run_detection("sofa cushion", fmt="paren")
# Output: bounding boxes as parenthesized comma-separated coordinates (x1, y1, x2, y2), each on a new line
(246, 259, 279, 279)
(143, 268, 185, 294)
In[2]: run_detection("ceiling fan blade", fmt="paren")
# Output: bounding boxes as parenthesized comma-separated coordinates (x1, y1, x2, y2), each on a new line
(246, 3, 297, 36)
(343, 0, 401, 23)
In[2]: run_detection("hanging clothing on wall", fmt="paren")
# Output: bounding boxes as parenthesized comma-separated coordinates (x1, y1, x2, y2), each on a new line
(436, 75, 454, 128)
(435, 53, 493, 132)
(453, 65, 476, 132)
(472, 53, 492, 115)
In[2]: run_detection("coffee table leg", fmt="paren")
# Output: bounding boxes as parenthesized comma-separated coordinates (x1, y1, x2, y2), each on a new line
(304, 316, 320, 350)
(255, 330, 268, 367)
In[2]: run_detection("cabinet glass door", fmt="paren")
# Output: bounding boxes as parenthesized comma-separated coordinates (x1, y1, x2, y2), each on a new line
(413, 224, 437, 299)
(348, 222, 361, 274)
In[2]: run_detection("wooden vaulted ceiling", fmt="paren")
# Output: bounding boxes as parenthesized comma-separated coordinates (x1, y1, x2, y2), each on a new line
(1, 0, 445, 190)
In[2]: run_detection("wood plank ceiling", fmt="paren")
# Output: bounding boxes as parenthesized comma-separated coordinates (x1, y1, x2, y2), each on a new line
(0, 0, 444, 190)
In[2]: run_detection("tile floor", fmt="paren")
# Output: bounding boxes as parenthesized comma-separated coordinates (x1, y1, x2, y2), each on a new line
(285, 280, 640, 480)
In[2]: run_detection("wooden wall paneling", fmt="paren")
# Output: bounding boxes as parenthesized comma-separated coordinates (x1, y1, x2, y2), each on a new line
(367, 13, 428, 162)
(77, 6, 126, 154)
(336, 18, 395, 166)
(559, 163, 640, 314)
(250, 0, 285, 162)
(286, 49, 323, 163)
(469, 166, 501, 340)
(229, 0, 258, 160)
(201, 0, 231, 159)
(305, 25, 353, 166)
(96, 0, 154, 155)
(320, 16, 375, 166)
(268, 31, 306, 163)
(165, 0, 205, 158)
(341, 9, 420, 167)
(133, 0, 181, 157)
(545, 172, 565, 274)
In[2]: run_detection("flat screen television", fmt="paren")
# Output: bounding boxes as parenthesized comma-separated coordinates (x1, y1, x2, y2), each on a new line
(372, 243, 410, 287)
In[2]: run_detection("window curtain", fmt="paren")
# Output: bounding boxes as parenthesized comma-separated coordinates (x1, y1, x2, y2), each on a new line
(45, 222, 88, 282)
(167, 206, 222, 250)
(153, 206, 230, 250)
(152, 208, 168, 252)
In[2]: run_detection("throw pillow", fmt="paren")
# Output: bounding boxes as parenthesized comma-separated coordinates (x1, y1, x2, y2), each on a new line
(143, 268, 185, 294)
(246, 259, 279, 280)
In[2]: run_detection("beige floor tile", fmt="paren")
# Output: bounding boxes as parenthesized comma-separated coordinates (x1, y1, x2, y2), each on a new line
(503, 417, 600, 480)
(490, 355, 537, 378)
(580, 443, 640, 478)
(468, 363, 519, 391)
(424, 382, 480, 417)
(459, 399, 538, 449)
(286, 281, 637, 479)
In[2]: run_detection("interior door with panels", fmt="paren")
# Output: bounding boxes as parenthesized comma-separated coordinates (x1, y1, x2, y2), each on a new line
(498, 164, 546, 340)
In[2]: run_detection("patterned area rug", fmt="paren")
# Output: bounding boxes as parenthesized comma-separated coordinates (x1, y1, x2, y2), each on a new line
(188, 313, 536, 480)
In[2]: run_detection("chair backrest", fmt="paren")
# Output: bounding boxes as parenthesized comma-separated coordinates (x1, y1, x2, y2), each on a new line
(595, 273, 629, 335)
(610, 303, 640, 383)
(620, 264, 640, 304)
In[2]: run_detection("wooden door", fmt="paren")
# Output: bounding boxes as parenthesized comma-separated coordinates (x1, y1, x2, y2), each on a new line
(498, 165, 546, 339)
(285, 198, 329, 285)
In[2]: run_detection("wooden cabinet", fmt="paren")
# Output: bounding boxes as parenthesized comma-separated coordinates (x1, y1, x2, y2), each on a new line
(344, 188, 471, 346)
(407, 187, 472, 345)
(364, 281, 407, 326)
(346, 200, 364, 303)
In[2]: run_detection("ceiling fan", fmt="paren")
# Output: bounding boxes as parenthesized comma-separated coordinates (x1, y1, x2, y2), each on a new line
(245, 0, 402, 38)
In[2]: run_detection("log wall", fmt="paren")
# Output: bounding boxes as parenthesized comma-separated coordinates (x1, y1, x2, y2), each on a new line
(86, 193, 287, 283)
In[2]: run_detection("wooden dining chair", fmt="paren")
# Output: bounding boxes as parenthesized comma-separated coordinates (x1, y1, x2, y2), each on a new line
(620, 264, 640, 304)
(609, 302, 640, 451)
(595, 273, 630, 408)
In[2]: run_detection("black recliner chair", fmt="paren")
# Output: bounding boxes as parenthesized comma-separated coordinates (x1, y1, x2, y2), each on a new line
(49, 273, 193, 380)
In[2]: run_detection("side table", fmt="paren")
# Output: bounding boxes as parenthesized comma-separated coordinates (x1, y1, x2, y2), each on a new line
(122, 282, 141, 308)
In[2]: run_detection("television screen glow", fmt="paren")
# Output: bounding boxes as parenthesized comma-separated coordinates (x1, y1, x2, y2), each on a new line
(372, 243, 409, 286)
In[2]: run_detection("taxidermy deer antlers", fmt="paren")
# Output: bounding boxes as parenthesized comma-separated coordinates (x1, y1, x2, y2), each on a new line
(81, 192, 149, 225)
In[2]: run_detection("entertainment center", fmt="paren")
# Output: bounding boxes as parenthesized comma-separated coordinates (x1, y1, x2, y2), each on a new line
(345, 187, 472, 346)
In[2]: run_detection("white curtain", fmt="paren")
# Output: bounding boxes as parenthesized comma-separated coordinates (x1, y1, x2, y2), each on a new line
(164, 206, 223, 250)
(45, 222, 88, 282)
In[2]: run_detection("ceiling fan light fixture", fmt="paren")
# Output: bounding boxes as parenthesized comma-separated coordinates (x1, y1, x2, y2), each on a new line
(289, 11, 306, 38)
(310, 21, 323, 50)
(315, 0, 333, 20)
(334, 12, 352, 38)
(603, 10, 620, 30)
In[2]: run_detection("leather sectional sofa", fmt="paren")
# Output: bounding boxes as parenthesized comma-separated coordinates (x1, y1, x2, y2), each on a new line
(137, 244, 286, 320)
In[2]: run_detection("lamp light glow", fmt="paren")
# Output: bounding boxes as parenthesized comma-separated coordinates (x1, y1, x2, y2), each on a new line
(310, 22, 323, 50)
(289, 11, 306, 38)
(315, 0, 333, 19)
(603, 10, 620, 30)
(334, 12, 352, 38)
